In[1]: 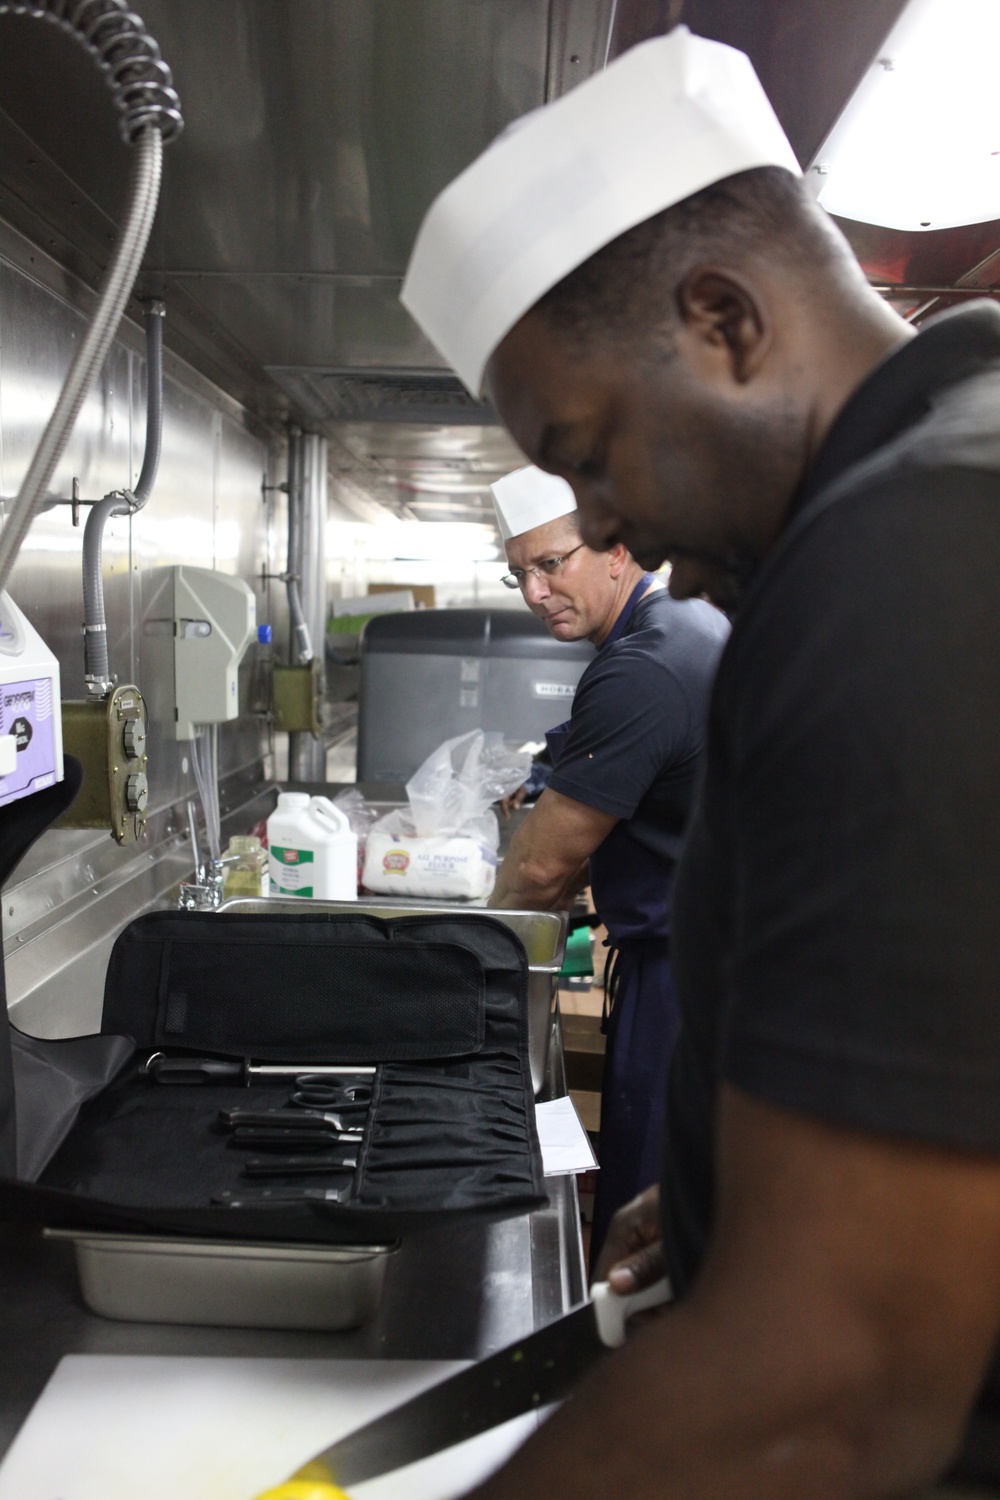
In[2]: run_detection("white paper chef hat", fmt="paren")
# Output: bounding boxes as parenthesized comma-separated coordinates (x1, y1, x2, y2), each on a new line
(491, 466, 577, 542)
(401, 27, 800, 395)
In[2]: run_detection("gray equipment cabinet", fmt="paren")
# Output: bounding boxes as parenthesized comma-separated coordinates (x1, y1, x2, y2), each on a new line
(356, 609, 594, 783)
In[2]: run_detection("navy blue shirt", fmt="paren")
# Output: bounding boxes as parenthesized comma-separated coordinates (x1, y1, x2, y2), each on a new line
(546, 588, 728, 943)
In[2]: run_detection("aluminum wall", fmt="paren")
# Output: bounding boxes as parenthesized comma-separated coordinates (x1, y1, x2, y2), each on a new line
(0, 216, 284, 1035)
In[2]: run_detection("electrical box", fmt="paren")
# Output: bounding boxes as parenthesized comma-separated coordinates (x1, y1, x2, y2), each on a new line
(60, 685, 149, 844)
(272, 658, 323, 735)
(0, 590, 63, 808)
(145, 566, 256, 740)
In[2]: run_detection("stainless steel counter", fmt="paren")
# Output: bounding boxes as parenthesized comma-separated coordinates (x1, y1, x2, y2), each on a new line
(0, 1017, 586, 1462)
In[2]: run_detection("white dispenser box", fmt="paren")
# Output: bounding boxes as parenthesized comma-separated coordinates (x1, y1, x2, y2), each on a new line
(0, 590, 62, 807)
(144, 566, 256, 740)
(267, 793, 357, 899)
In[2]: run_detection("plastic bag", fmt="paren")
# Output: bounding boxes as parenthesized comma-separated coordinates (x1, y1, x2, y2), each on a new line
(406, 730, 531, 838)
(362, 731, 531, 899)
(332, 787, 380, 890)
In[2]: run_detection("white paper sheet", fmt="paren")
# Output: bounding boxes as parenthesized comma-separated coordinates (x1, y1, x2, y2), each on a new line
(535, 1096, 598, 1176)
(0, 1355, 541, 1500)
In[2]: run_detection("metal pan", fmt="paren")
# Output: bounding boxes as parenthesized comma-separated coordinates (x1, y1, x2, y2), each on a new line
(44, 1228, 396, 1331)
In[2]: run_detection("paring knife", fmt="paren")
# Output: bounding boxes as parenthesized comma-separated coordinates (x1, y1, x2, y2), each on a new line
(250, 1276, 671, 1499)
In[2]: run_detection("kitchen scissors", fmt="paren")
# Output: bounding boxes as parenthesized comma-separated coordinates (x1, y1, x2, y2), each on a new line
(290, 1073, 373, 1110)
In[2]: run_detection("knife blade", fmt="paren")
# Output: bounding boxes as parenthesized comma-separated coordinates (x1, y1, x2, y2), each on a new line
(252, 1276, 671, 1496)
(220, 1107, 368, 1131)
(228, 1126, 363, 1149)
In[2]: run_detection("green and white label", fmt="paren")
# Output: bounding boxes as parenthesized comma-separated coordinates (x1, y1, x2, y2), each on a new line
(270, 844, 314, 896)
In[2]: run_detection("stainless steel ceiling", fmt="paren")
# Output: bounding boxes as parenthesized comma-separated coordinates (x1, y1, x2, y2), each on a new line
(1, 0, 998, 526)
(0, 0, 621, 519)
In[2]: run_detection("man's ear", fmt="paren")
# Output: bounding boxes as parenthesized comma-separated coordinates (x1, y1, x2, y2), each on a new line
(607, 542, 632, 579)
(675, 267, 771, 384)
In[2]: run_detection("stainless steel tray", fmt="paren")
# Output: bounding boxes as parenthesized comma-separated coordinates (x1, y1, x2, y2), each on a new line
(217, 898, 566, 1094)
(45, 1229, 396, 1331)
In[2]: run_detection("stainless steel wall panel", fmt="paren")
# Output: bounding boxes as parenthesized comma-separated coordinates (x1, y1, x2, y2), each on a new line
(0, 216, 278, 1036)
(0, 263, 134, 699)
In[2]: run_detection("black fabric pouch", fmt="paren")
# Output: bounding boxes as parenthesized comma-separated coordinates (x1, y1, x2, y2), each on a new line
(0, 909, 547, 1243)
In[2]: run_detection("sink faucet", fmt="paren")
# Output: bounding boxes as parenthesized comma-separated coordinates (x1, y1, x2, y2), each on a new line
(178, 799, 238, 910)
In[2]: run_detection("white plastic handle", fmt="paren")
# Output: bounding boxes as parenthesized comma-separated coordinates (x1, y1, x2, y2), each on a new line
(590, 1275, 672, 1348)
(309, 796, 349, 834)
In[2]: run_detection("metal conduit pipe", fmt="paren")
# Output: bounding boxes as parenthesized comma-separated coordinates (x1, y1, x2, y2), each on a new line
(82, 300, 164, 693)
(289, 430, 328, 782)
(0, 0, 181, 595)
(286, 428, 313, 666)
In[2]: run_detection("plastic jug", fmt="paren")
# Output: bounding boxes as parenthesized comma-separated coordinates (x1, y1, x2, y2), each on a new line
(266, 792, 358, 900)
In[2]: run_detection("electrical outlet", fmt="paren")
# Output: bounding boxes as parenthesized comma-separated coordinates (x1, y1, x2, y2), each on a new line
(60, 684, 149, 845)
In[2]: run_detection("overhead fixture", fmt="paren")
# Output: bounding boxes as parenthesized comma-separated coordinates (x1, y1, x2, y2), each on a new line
(388, 522, 499, 563)
(328, 519, 499, 564)
(811, 0, 1000, 231)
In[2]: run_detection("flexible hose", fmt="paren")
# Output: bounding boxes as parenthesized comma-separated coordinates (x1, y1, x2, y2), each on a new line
(286, 429, 313, 664)
(82, 299, 164, 688)
(132, 300, 163, 508)
(0, 124, 162, 597)
(0, 0, 181, 601)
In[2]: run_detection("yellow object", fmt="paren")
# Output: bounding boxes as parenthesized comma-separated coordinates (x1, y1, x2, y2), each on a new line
(252, 1481, 351, 1500)
(221, 834, 269, 899)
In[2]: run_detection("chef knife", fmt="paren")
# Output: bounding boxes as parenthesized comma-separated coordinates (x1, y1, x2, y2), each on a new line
(251, 1276, 671, 1499)
(228, 1126, 363, 1149)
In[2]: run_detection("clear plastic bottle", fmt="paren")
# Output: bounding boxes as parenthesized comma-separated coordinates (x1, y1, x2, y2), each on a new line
(221, 834, 270, 899)
(249, 623, 273, 716)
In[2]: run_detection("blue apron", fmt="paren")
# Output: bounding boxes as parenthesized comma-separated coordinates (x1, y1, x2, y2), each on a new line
(546, 575, 681, 1265)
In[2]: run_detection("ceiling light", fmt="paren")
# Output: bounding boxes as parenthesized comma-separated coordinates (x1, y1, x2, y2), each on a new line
(331, 519, 499, 564)
(811, 0, 1000, 231)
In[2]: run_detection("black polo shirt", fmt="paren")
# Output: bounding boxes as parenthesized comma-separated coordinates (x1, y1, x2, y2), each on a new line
(664, 303, 1000, 1293)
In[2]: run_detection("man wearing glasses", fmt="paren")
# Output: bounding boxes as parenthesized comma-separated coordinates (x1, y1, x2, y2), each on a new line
(489, 463, 727, 1261)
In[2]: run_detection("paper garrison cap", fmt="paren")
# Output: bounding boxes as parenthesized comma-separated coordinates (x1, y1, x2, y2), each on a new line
(491, 466, 578, 542)
(401, 26, 801, 396)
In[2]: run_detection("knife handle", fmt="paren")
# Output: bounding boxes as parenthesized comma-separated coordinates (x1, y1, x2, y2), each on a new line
(591, 1275, 672, 1348)
(251, 1482, 350, 1499)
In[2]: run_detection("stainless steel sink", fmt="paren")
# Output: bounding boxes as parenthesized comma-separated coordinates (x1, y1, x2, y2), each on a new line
(217, 897, 567, 1094)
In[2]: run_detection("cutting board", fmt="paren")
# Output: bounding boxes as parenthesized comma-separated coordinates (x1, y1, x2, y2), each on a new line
(0, 1355, 542, 1500)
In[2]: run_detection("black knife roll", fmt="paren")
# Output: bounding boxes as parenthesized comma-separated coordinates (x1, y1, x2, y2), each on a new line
(0, 910, 547, 1243)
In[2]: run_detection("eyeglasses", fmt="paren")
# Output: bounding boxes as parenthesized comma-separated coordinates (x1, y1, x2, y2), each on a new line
(501, 543, 586, 591)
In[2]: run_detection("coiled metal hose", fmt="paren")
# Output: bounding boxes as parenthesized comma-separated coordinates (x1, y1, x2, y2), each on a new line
(0, 0, 182, 143)
(0, 0, 182, 596)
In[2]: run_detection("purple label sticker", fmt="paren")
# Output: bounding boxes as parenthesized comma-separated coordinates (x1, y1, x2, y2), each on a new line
(0, 676, 58, 807)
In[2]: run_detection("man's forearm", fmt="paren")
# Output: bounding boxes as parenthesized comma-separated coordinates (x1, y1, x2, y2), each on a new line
(490, 837, 573, 908)
(468, 1085, 1000, 1500)
(469, 1280, 960, 1500)
(490, 789, 617, 910)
